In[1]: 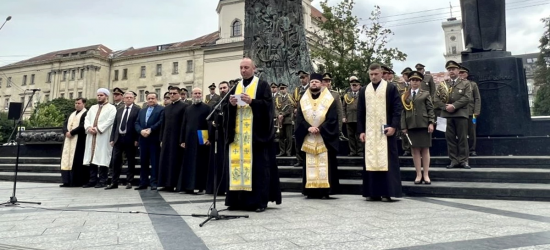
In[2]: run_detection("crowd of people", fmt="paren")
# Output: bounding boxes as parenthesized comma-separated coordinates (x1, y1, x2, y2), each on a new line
(59, 57, 481, 208)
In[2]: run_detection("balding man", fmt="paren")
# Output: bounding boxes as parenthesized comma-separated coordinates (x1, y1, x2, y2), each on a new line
(82, 88, 117, 188)
(225, 58, 282, 212)
(177, 88, 211, 194)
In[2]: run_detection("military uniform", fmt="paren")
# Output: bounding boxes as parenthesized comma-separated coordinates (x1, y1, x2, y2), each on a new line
(322, 73, 345, 140)
(275, 84, 294, 156)
(112, 87, 125, 110)
(343, 76, 362, 156)
(460, 66, 481, 156)
(205, 83, 221, 107)
(400, 72, 436, 148)
(415, 63, 437, 98)
(293, 70, 309, 167)
(398, 68, 413, 155)
(434, 61, 472, 169)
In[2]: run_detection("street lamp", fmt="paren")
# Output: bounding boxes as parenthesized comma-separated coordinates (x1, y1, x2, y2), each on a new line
(0, 16, 12, 31)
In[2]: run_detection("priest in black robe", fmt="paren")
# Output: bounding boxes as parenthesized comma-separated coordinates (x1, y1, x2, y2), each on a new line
(177, 88, 211, 194)
(60, 98, 89, 187)
(225, 58, 282, 212)
(295, 73, 340, 199)
(206, 81, 230, 195)
(158, 86, 188, 191)
(357, 63, 403, 202)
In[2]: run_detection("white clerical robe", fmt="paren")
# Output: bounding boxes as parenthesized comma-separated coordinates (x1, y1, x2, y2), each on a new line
(83, 103, 117, 166)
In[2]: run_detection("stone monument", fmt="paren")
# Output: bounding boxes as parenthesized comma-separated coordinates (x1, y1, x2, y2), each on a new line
(243, 0, 314, 89)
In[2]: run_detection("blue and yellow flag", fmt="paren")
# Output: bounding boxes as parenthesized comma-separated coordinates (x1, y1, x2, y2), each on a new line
(197, 130, 209, 145)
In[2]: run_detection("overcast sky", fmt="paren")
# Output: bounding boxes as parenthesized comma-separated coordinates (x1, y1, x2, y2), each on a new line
(0, 0, 548, 73)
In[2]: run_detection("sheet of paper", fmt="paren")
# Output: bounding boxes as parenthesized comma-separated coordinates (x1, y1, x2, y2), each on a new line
(436, 117, 447, 132)
(232, 94, 247, 106)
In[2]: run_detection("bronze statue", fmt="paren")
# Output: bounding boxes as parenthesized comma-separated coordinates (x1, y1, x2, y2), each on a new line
(461, 0, 506, 52)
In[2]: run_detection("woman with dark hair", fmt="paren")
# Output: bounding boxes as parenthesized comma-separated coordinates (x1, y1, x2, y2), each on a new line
(401, 71, 435, 184)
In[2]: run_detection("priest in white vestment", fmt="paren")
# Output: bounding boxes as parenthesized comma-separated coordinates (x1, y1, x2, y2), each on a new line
(82, 88, 117, 188)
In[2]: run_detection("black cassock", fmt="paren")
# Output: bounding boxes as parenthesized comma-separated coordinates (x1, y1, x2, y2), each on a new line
(295, 91, 340, 198)
(61, 110, 89, 186)
(206, 99, 228, 195)
(177, 103, 211, 192)
(158, 100, 187, 188)
(224, 78, 282, 210)
(357, 82, 403, 198)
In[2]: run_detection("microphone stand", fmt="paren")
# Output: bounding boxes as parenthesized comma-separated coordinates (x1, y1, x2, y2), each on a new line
(1, 89, 42, 206)
(192, 83, 248, 227)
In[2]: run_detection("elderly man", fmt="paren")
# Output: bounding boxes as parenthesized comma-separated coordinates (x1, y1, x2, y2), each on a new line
(205, 83, 221, 107)
(82, 88, 117, 188)
(60, 98, 89, 187)
(343, 76, 363, 156)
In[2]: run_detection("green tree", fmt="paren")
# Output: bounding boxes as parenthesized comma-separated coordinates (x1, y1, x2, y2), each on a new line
(533, 17, 550, 116)
(26, 104, 65, 128)
(311, 0, 407, 90)
(0, 112, 14, 143)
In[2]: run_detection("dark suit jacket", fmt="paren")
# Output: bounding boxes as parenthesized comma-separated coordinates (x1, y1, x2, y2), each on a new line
(135, 104, 164, 142)
(111, 104, 141, 144)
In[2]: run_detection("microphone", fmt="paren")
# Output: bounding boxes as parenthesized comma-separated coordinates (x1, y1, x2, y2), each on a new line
(25, 89, 41, 92)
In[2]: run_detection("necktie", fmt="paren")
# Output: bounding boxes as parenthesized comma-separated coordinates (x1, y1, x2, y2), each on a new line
(121, 107, 129, 132)
(146, 107, 153, 124)
(412, 90, 416, 100)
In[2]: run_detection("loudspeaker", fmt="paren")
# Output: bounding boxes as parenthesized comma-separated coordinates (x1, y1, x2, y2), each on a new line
(8, 102, 23, 120)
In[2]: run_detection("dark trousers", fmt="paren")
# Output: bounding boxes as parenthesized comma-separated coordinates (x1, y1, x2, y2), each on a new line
(346, 122, 363, 155)
(446, 117, 469, 165)
(468, 115, 477, 153)
(112, 136, 137, 185)
(89, 164, 108, 185)
(139, 139, 160, 187)
(278, 124, 293, 156)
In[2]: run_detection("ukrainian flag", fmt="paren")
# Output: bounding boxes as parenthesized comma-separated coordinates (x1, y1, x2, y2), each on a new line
(197, 130, 209, 145)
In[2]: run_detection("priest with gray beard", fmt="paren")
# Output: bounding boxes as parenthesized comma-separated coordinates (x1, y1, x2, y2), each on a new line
(177, 88, 211, 194)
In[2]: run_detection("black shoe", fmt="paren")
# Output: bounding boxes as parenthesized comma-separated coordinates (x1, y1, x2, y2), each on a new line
(424, 180, 432, 185)
(403, 151, 411, 156)
(104, 184, 118, 190)
(293, 162, 302, 167)
(125, 183, 132, 189)
(82, 183, 96, 188)
(414, 178, 423, 185)
(95, 183, 106, 188)
(366, 197, 382, 201)
(381, 197, 392, 202)
(460, 162, 471, 169)
(150, 186, 157, 190)
(134, 186, 147, 190)
(158, 187, 174, 192)
(255, 207, 266, 213)
(470, 151, 477, 156)
(446, 164, 458, 169)
(59, 184, 70, 188)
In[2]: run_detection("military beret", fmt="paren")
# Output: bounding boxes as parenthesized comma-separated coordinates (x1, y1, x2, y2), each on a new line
(270, 82, 278, 88)
(401, 67, 413, 75)
(279, 83, 288, 88)
(408, 71, 424, 81)
(208, 83, 216, 89)
(322, 73, 332, 80)
(415, 63, 426, 69)
(112, 87, 124, 95)
(445, 60, 460, 69)
(459, 65, 470, 73)
(349, 76, 360, 83)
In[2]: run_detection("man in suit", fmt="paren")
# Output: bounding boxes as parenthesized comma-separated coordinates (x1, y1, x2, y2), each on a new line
(106, 92, 141, 189)
(459, 65, 481, 156)
(343, 76, 362, 156)
(434, 61, 472, 169)
(135, 92, 164, 190)
(415, 63, 436, 98)
(205, 83, 221, 107)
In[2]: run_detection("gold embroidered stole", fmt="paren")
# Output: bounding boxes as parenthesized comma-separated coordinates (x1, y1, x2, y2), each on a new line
(300, 88, 334, 188)
(60, 108, 87, 170)
(364, 81, 389, 171)
(229, 76, 259, 191)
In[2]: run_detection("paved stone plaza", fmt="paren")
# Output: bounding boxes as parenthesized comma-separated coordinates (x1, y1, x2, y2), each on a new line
(1, 182, 550, 250)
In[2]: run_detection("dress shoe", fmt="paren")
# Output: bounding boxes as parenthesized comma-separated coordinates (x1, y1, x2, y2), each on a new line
(59, 184, 70, 188)
(134, 186, 147, 190)
(255, 207, 266, 213)
(150, 186, 157, 190)
(414, 178, 423, 185)
(158, 187, 174, 192)
(460, 162, 471, 169)
(82, 183, 95, 188)
(95, 183, 106, 188)
(446, 164, 458, 169)
(126, 183, 132, 189)
(423, 180, 432, 185)
(470, 151, 477, 156)
(403, 151, 411, 156)
(104, 184, 118, 190)
(381, 197, 392, 202)
(366, 196, 382, 201)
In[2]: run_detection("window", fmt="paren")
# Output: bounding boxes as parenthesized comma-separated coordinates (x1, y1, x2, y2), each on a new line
(231, 19, 242, 37)
(7, 77, 11, 87)
(4, 98, 9, 109)
(80, 51, 87, 55)
(122, 69, 128, 80)
(186, 60, 193, 72)
(114, 70, 119, 81)
(47, 72, 52, 83)
(80, 69, 85, 79)
(78, 92, 82, 98)
(156, 64, 162, 76)
(140, 66, 146, 78)
(30, 74, 35, 85)
(62, 71, 67, 81)
(155, 88, 161, 97)
(60, 93, 65, 99)
(69, 93, 74, 99)
(527, 58, 533, 63)
(71, 70, 75, 80)
(451, 46, 457, 54)
(22, 75, 27, 86)
(45, 94, 50, 102)
(139, 90, 145, 102)
(173, 62, 179, 74)
(20, 96, 25, 104)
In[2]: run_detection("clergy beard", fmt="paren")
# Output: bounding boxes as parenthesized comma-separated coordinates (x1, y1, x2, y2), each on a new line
(97, 100, 106, 105)
(192, 98, 202, 105)
(220, 92, 227, 98)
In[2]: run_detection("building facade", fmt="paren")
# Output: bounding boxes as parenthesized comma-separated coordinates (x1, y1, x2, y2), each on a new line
(0, 0, 321, 113)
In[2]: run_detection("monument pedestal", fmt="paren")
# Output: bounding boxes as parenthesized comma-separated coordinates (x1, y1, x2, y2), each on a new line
(461, 52, 531, 136)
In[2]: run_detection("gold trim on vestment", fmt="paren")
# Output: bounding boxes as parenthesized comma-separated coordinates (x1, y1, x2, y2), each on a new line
(300, 88, 334, 188)
(364, 80, 389, 171)
(228, 76, 259, 191)
(60, 108, 87, 171)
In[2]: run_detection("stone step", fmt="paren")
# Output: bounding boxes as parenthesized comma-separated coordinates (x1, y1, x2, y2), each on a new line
(279, 178, 550, 201)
